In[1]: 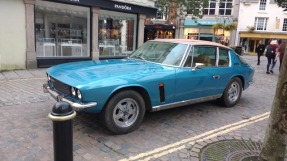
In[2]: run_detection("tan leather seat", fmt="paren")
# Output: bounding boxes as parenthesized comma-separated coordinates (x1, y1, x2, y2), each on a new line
(196, 55, 212, 66)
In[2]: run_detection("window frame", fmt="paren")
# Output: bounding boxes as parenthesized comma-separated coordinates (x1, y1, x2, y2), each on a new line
(259, 0, 267, 11)
(34, 1, 91, 58)
(203, 0, 216, 15)
(219, 0, 233, 16)
(254, 17, 268, 31)
(186, 45, 218, 68)
(283, 18, 287, 31)
(218, 48, 230, 67)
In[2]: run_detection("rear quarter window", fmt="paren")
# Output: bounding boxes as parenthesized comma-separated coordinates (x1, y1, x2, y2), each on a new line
(218, 48, 229, 67)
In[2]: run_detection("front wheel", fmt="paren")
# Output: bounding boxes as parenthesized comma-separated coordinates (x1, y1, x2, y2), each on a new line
(220, 77, 242, 107)
(101, 90, 145, 134)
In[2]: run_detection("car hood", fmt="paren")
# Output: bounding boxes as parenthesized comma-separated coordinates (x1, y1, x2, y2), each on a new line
(47, 59, 171, 88)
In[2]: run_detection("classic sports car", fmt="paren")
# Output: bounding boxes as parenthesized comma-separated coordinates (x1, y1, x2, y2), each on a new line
(43, 39, 254, 134)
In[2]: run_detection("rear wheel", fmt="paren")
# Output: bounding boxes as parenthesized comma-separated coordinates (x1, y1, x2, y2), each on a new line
(101, 90, 145, 134)
(220, 77, 242, 107)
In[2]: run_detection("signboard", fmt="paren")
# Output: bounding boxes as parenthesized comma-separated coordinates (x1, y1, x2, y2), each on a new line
(46, 0, 156, 16)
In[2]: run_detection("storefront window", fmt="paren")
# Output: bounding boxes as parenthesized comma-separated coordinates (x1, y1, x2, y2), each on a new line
(35, 1, 90, 57)
(184, 28, 199, 39)
(99, 10, 137, 56)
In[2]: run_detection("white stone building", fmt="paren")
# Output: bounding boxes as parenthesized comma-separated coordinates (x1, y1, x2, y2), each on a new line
(236, 0, 287, 54)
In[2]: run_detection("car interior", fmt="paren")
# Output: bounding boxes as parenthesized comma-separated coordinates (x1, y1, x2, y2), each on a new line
(184, 46, 229, 68)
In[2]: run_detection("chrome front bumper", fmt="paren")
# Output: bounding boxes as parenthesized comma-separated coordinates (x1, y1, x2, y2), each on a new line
(43, 83, 97, 110)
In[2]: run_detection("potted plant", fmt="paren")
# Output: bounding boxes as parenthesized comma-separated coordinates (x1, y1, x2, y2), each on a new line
(247, 26, 255, 32)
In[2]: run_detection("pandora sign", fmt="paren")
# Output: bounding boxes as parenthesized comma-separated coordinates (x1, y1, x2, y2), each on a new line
(114, 4, 132, 11)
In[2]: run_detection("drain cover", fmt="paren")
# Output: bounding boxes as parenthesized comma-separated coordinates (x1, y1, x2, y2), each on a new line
(200, 139, 261, 161)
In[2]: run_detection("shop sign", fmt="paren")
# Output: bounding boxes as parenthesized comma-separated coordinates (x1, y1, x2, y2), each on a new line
(49, 0, 156, 16)
(114, 4, 132, 11)
(145, 25, 175, 30)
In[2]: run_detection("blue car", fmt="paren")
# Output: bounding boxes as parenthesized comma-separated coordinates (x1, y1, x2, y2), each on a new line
(43, 39, 254, 134)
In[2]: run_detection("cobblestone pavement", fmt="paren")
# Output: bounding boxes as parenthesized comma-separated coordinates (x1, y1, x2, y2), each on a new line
(0, 55, 279, 161)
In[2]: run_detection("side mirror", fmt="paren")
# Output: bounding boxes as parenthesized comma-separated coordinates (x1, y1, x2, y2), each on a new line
(192, 63, 205, 72)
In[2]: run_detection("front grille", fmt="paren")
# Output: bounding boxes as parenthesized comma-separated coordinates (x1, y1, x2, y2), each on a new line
(50, 77, 71, 95)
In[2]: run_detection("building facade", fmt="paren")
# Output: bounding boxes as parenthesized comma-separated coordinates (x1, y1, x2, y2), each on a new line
(183, 0, 240, 46)
(237, 0, 287, 55)
(144, 2, 177, 42)
(0, 0, 156, 70)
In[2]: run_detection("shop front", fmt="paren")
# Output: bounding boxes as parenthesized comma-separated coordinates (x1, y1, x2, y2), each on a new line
(239, 32, 287, 55)
(31, 0, 156, 67)
(184, 19, 232, 45)
(144, 24, 176, 42)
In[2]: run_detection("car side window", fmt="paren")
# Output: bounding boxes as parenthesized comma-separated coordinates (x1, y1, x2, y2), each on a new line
(218, 48, 229, 67)
(191, 46, 216, 67)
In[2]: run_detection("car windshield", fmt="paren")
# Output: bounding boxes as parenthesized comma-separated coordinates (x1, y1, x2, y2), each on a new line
(129, 41, 188, 66)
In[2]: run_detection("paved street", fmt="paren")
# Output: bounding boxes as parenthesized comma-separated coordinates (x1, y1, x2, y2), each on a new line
(0, 55, 280, 161)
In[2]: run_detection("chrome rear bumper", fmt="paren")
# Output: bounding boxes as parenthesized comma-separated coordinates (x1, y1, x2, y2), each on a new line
(43, 83, 97, 110)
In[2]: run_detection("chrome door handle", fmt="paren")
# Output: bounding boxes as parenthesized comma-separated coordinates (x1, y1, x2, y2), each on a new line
(213, 75, 220, 79)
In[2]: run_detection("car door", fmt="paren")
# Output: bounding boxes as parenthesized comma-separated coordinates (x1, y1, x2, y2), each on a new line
(210, 47, 234, 94)
(174, 45, 218, 102)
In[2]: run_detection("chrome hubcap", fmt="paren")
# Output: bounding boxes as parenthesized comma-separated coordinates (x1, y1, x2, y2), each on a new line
(113, 98, 139, 128)
(228, 82, 240, 103)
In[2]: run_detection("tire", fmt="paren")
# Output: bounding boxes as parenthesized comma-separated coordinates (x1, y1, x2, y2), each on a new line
(101, 90, 145, 134)
(220, 77, 242, 107)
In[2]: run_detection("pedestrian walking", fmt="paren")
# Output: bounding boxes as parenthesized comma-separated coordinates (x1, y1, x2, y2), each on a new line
(256, 40, 265, 65)
(278, 40, 286, 70)
(266, 40, 279, 74)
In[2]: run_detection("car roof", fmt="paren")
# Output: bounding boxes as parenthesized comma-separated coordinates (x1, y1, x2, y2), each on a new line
(150, 39, 231, 49)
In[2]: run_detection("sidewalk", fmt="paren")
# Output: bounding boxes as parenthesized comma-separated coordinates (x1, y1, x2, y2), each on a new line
(0, 68, 47, 80)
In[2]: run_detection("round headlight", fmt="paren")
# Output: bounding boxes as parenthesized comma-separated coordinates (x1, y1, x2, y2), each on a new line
(47, 74, 51, 81)
(77, 90, 82, 100)
(71, 87, 76, 96)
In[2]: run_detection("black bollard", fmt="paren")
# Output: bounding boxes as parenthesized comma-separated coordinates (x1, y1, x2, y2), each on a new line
(48, 101, 76, 161)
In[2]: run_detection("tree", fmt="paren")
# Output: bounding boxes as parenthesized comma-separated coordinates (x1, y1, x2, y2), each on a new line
(257, 0, 287, 160)
(258, 44, 287, 161)
(155, 0, 209, 20)
(275, 0, 287, 7)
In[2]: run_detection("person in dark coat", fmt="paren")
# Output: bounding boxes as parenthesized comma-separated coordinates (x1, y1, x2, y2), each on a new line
(256, 40, 265, 65)
(266, 40, 279, 74)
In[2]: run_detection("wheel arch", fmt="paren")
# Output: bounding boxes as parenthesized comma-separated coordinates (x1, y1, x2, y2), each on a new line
(233, 75, 245, 89)
(102, 86, 152, 112)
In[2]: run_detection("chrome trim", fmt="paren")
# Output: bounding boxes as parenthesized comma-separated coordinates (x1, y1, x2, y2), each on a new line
(43, 83, 97, 110)
(48, 111, 76, 121)
(151, 94, 222, 112)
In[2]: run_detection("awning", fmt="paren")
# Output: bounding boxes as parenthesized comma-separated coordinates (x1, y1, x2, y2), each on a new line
(184, 19, 233, 27)
(239, 32, 287, 39)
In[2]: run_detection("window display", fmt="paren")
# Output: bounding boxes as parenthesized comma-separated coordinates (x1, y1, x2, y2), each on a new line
(35, 1, 90, 57)
(99, 10, 137, 56)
